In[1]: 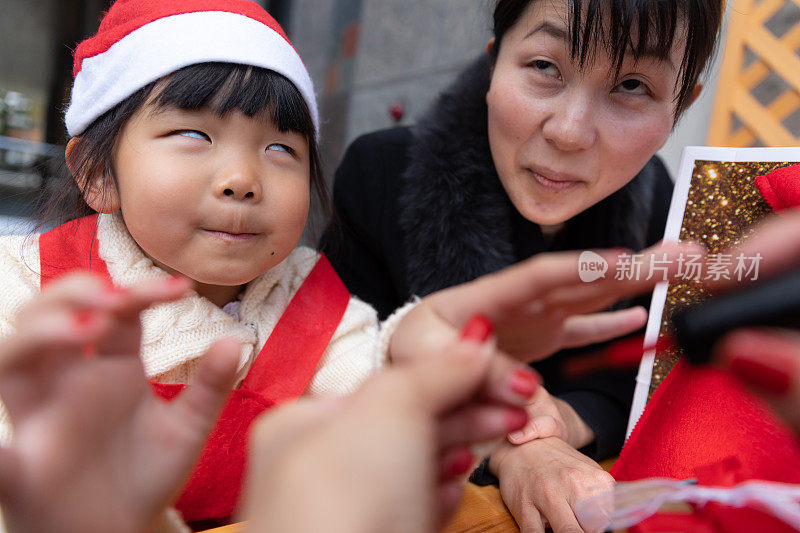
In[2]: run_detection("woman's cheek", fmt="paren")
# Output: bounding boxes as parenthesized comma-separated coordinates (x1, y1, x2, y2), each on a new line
(603, 113, 672, 179)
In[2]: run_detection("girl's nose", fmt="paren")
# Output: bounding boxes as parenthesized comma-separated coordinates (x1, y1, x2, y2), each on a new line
(213, 166, 262, 202)
(541, 91, 597, 152)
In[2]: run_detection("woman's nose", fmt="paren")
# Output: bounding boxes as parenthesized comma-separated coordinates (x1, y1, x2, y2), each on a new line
(213, 165, 262, 202)
(542, 91, 597, 152)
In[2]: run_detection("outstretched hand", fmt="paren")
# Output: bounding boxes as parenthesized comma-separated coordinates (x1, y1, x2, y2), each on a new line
(0, 274, 241, 533)
(244, 318, 527, 533)
(393, 242, 701, 365)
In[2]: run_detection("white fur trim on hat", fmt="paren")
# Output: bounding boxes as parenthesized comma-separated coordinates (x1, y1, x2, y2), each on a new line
(65, 11, 317, 137)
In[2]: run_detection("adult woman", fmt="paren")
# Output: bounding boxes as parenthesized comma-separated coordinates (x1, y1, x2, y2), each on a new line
(321, 0, 723, 530)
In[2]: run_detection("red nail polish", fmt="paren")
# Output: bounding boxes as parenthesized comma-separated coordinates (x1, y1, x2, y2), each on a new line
(729, 356, 794, 395)
(447, 449, 474, 477)
(82, 342, 98, 359)
(104, 285, 128, 296)
(509, 369, 539, 397)
(504, 407, 528, 432)
(74, 310, 96, 328)
(460, 315, 493, 343)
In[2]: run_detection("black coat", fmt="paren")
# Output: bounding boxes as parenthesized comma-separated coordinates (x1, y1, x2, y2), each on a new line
(320, 56, 673, 463)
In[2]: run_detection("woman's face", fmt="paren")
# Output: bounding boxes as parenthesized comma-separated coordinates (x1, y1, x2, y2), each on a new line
(486, 0, 689, 226)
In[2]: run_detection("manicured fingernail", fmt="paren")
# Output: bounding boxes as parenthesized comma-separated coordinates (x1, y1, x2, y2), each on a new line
(446, 448, 475, 477)
(74, 310, 98, 329)
(100, 284, 128, 304)
(504, 407, 528, 432)
(509, 368, 539, 397)
(167, 275, 187, 285)
(460, 315, 493, 343)
(729, 355, 793, 395)
(82, 342, 98, 359)
(104, 285, 128, 296)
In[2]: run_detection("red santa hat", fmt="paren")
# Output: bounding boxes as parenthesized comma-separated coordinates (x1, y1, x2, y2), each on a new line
(65, 0, 317, 137)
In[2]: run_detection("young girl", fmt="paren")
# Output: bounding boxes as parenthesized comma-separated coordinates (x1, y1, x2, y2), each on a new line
(0, 0, 682, 529)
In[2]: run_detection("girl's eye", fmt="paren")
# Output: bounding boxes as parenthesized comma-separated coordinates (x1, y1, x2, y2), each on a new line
(530, 59, 560, 78)
(616, 79, 648, 95)
(176, 130, 211, 141)
(267, 143, 294, 155)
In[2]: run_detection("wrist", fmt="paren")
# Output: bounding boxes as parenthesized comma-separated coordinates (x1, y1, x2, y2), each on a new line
(487, 440, 515, 476)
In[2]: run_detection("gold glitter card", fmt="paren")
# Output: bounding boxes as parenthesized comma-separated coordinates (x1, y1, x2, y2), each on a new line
(626, 146, 800, 437)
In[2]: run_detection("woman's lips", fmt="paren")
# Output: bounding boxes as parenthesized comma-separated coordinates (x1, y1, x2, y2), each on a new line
(203, 229, 259, 242)
(528, 169, 581, 192)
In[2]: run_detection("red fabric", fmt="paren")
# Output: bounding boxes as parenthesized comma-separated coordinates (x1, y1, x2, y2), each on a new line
(691, 458, 798, 533)
(240, 254, 351, 403)
(73, 0, 293, 76)
(612, 361, 800, 483)
(629, 508, 793, 533)
(630, 512, 717, 533)
(39, 216, 351, 522)
(755, 164, 800, 212)
(699, 504, 796, 533)
(613, 363, 800, 532)
(151, 382, 276, 521)
(39, 214, 110, 288)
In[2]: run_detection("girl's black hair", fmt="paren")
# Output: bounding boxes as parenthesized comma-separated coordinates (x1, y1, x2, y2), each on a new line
(490, 0, 723, 117)
(38, 62, 327, 230)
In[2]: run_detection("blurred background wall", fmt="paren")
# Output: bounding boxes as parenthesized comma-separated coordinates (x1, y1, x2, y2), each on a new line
(4, 0, 797, 230)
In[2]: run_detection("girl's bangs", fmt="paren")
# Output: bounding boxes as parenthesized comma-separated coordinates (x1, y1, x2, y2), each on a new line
(151, 62, 316, 139)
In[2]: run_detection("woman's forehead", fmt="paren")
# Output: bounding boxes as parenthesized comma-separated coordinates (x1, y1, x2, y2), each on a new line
(513, 0, 687, 60)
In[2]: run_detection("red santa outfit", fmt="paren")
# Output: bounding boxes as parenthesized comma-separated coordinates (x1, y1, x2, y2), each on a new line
(0, 212, 399, 528)
(0, 1, 411, 529)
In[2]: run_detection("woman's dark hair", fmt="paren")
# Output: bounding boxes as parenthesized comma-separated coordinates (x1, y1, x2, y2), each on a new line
(490, 0, 723, 117)
(38, 62, 327, 229)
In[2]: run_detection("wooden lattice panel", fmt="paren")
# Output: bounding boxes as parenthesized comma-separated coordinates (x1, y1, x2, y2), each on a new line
(708, 0, 800, 146)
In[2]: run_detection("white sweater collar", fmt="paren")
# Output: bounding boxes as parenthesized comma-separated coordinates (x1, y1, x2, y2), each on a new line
(96, 212, 317, 382)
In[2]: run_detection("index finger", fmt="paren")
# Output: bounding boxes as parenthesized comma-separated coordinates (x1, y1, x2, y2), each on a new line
(432, 250, 612, 326)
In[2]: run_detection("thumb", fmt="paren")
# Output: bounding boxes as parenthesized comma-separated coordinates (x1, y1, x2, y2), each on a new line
(167, 337, 241, 439)
(506, 415, 563, 445)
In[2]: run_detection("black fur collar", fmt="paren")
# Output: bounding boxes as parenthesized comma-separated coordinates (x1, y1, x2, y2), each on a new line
(398, 56, 659, 297)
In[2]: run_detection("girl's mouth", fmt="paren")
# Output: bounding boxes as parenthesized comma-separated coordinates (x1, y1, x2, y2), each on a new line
(203, 230, 259, 242)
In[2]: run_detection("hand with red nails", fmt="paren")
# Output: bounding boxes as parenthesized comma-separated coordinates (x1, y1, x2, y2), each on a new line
(392, 242, 700, 366)
(243, 316, 529, 533)
(0, 274, 241, 533)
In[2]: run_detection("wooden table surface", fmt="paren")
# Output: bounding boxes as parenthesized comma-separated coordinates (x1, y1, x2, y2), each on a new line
(202, 459, 621, 533)
(201, 483, 518, 533)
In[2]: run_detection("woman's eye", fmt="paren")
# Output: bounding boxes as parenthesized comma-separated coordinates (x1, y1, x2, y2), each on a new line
(176, 130, 210, 141)
(531, 59, 560, 78)
(267, 143, 293, 154)
(617, 79, 648, 95)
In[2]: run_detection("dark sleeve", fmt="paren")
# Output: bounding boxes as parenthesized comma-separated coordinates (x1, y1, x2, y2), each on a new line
(560, 389, 631, 460)
(555, 156, 675, 461)
(644, 155, 675, 247)
(319, 129, 412, 319)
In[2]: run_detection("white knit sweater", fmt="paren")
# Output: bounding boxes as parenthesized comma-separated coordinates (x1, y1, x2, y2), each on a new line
(0, 212, 400, 445)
